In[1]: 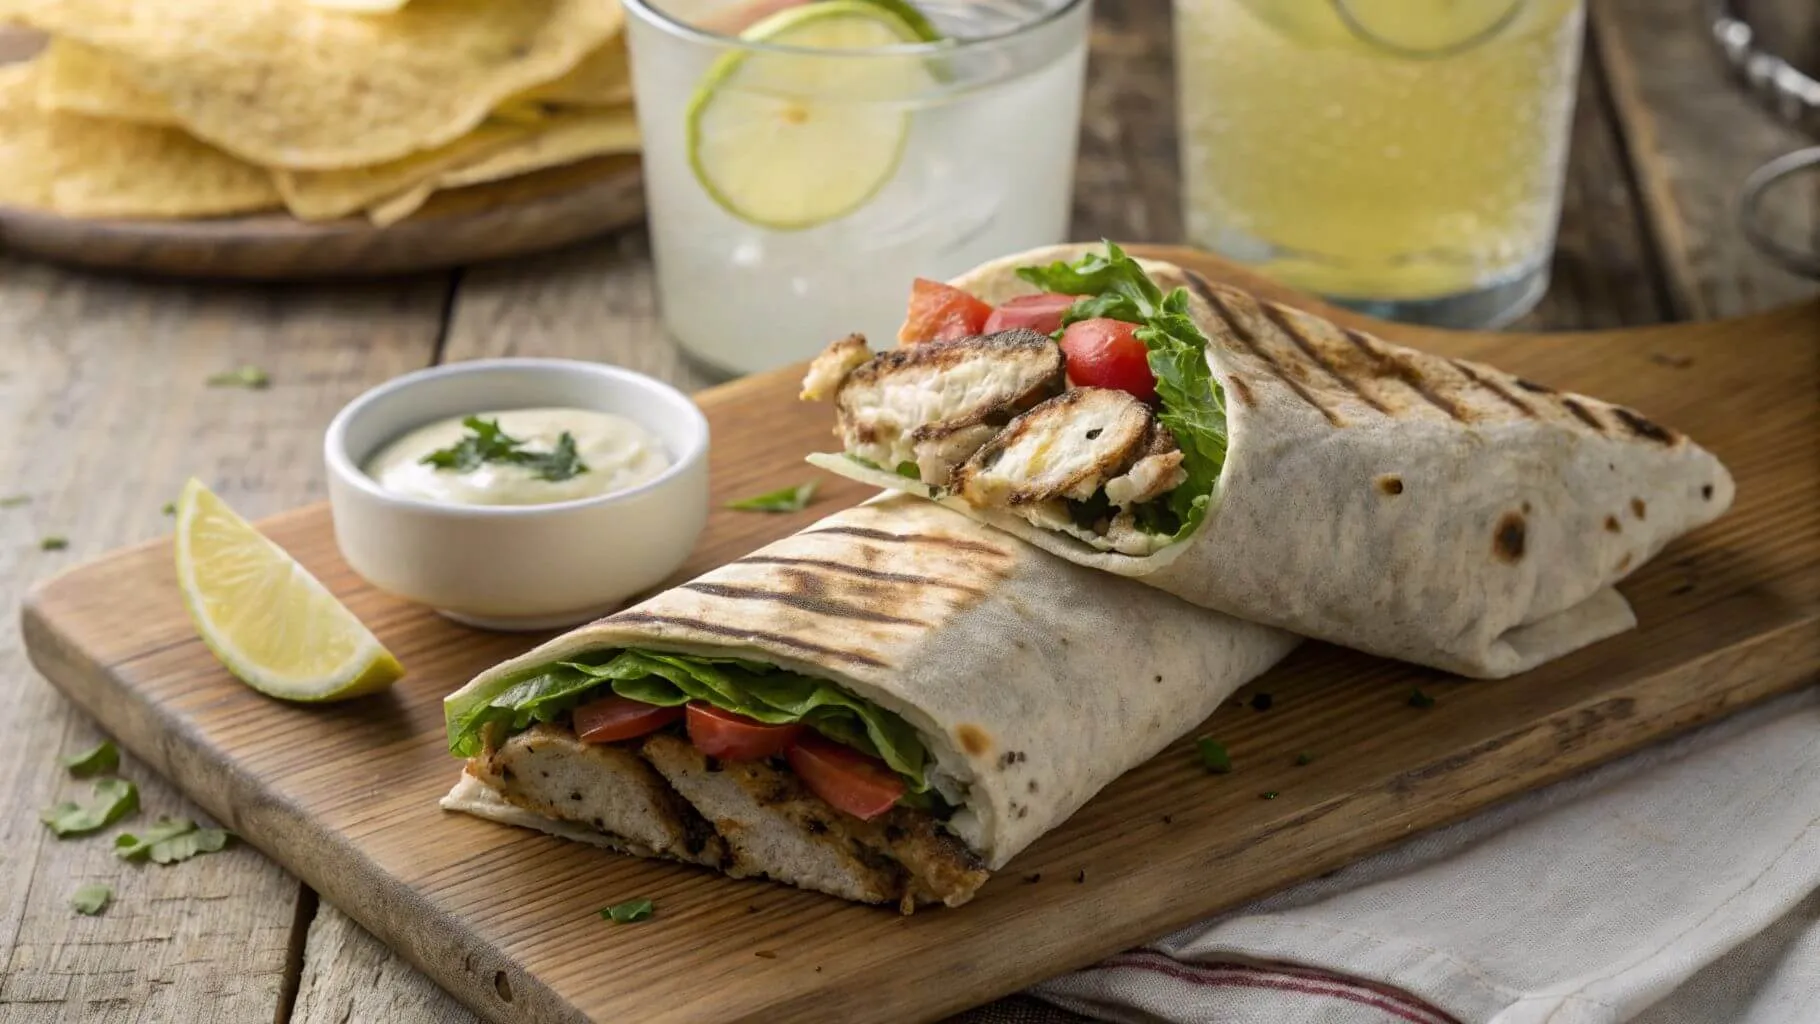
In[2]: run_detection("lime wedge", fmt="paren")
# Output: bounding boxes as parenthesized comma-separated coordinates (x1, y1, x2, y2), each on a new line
(175, 479, 403, 702)
(687, 0, 940, 230)
(1333, 0, 1526, 57)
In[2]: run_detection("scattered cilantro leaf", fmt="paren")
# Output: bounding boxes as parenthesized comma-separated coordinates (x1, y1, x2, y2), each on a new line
(161, 502, 177, 517)
(40, 536, 69, 551)
(727, 480, 819, 513)
(71, 883, 111, 916)
(1260, 791, 1279, 800)
(1294, 752, 1314, 767)
(114, 816, 231, 864)
(1195, 737, 1232, 774)
(599, 898, 654, 924)
(206, 365, 271, 389)
(420, 417, 589, 482)
(62, 740, 119, 778)
(41, 778, 138, 837)
(0, 494, 29, 508)
(1408, 689, 1437, 709)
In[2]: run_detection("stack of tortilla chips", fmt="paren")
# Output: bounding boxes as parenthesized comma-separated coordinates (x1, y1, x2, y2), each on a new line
(0, 0, 640, 225)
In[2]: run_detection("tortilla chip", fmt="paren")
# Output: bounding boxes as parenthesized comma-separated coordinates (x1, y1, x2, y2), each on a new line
(273, 121, 529, 221)
(517, 39, 631, 107)
(35, 38, 174, 125)
(0, 61, 278, 218)
(363, 106, 640, 226)
(14, 0, 625, 170)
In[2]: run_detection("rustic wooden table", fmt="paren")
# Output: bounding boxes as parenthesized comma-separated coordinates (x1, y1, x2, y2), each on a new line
(1, 1, 1813, 1021)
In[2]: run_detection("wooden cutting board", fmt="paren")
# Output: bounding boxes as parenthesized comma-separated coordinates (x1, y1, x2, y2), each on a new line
(22, 249, 1820, 1024)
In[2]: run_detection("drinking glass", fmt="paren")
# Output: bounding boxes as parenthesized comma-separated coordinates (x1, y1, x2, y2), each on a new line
(624, 0, 1092, 377)
(1175, 0, 1586, 328)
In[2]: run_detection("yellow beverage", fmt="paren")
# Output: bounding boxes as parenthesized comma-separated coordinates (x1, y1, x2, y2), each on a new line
(1176, 0, 1584, 324)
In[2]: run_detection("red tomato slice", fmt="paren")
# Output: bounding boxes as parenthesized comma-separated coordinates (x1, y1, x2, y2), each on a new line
(983, 293, 1083, 336)
(785, 735, 906, 821)
(898, 278, 992, 345)
(685, 703, 804, 761)
(1059, 318, 1158, 402)
(572, 696, 683, 744)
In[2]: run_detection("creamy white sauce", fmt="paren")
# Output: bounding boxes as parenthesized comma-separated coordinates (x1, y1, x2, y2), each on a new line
(365, 408, 669, 507)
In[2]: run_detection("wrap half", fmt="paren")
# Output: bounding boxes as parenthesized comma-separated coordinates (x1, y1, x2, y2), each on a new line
(803, 244, 1735, 678)
(442, 496, 1298, 910)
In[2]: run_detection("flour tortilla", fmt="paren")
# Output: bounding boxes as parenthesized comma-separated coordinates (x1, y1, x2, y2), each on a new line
(811, 245, 1736, 679)
(443, 496, 1298, 879)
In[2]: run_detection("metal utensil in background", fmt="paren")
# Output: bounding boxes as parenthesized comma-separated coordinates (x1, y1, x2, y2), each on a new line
(1707, 0, 1820, 278)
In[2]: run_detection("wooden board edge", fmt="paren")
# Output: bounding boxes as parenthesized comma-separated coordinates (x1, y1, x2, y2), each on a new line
(16, 595, 566, 1024)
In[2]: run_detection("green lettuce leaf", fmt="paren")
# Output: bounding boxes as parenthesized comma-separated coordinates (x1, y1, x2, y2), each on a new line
(445, 651, 930, 789)
(1016, 241, 1228, 537)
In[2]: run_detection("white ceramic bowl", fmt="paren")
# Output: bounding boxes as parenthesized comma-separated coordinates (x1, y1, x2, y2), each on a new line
(324, 359, 710, 631)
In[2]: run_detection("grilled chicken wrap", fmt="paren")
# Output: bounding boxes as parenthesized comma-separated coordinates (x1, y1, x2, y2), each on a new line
(803, 243, 1735, 678)
(442, 496, 1297, 910)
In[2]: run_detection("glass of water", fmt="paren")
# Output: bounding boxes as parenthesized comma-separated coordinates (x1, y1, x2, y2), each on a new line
(624, 0, 1091, 377)
(1175, 0, 1586, 329)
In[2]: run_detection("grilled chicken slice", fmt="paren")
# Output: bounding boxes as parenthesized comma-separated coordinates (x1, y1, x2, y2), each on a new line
(1104, 422, 1188, 508)
(642, 734, 990, 912)
(802, 329, 1065, 487)
(799, 333, 871, 402)
(473, 724, 726, 867)
(953, 387, 1157, 506)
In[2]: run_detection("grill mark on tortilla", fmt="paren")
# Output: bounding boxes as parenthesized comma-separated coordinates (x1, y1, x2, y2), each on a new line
(1515, 377, 1556, 394)
(805, 525, 1006, 556)
(608, 613, 889, 668)
(1225, 373, 1255, 407)
(681, 582, 927, 627)
(1190, 274, 1343, 427)
(1613, 406, 1677, 445)
(735, 556, 988, 598)
(1560, 398, 1606, 432)
(1448, 359, 1536, 418)
(1258, 304, 1390, 414)
(1340, 328, 1469, 422)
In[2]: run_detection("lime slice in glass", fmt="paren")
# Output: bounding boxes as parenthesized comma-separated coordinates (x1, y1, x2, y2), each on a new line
(1333, 0, 1527, 57)
(687, 0, 942, 231)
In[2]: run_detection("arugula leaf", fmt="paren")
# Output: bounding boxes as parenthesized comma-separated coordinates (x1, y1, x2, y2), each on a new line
(1017, 242, 1228, 538)
(41, 778, 138, 837)
(62, 740, 119, 778)
(206, 365, 270, 389)
(115, 817, 231, 865)
(445, 651, 930, 790)
(71, 883, 111, 916)
(727, 480, 819, 513)
(1195, 737, 1233, 774)
(420, 417, 589, 483)
(599, 898, 654, 924)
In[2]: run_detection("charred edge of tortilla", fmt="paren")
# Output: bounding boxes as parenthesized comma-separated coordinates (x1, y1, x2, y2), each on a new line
(955, 388, 1156, 507)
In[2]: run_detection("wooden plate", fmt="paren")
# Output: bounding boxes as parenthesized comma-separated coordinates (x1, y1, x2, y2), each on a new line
(0, 154, 645, 281)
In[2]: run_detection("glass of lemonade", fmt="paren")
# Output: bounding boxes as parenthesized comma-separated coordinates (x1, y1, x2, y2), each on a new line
(1176, 0, 1586, 328)
(624, 0, 1092, 377)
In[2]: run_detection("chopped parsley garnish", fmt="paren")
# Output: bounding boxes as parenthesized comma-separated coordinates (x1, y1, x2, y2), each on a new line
(206, 365, 270, 389)
(1260, 791, 1279, 800)
(41, 778, 138, 837)
(115, 816, 230, 864)
(71, 883, 111, 916)
(727, 480, 819, 513)
(599, 898, 654, 924)
(0, 494, 29, 508)
(40, 536, 69, 551)
(1294, 752, 1314, 767)
(161, 502, 177, 517)
(1408, 689, 1437, 709)
(62, 740, 119, 778)
(420, 417, 589, 483)
(1195, 737, 1232, 774)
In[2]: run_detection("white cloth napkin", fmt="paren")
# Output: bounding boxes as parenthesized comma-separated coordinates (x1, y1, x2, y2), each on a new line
(1032, 687, 1820, 1024)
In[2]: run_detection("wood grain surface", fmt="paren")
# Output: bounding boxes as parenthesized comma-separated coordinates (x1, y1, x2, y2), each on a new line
(3, 1, 1817, 1021)
(20, 245, 1820, 1024)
